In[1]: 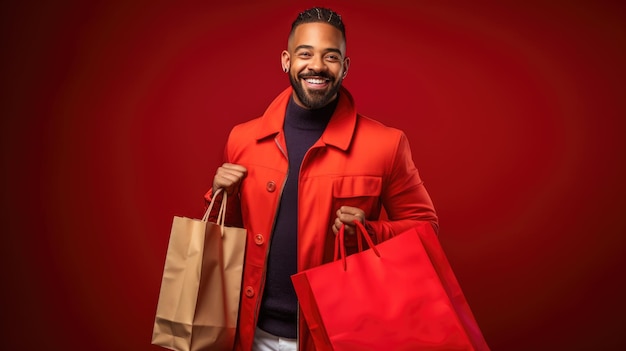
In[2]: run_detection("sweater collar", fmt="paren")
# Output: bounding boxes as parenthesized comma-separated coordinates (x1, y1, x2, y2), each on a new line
(256, 86, 357, 151)
(284, 94, 337, 131)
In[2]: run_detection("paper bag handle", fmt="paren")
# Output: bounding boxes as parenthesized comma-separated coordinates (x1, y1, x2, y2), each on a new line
(335, 220, 381, 271)
(202, 188, 228, 236)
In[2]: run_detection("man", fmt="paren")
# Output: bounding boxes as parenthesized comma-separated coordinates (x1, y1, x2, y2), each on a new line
(206, 7, 438, 351)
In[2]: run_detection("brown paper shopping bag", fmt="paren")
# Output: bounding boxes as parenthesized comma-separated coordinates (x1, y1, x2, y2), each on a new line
(152, 189, 246, 351)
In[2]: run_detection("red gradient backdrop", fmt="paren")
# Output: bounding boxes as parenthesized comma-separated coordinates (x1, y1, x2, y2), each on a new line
(1, 1, 625, 350)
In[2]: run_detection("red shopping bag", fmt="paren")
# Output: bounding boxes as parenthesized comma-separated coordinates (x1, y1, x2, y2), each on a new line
(291, 221, 490, 351)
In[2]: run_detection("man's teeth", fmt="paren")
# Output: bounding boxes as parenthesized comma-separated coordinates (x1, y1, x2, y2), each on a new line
(305, 78, 327, 84)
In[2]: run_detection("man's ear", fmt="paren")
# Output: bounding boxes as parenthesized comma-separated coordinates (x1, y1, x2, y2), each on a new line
(342, 57, 351, 78)
(281, 50, 290, 72)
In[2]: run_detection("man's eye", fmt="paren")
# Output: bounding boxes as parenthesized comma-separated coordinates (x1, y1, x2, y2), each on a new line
(298, 52, 312, 57)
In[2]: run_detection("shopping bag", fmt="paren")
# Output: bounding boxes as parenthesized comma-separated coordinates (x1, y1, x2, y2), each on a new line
(291, 220, 490, 351)
(152, 189, 247, 351)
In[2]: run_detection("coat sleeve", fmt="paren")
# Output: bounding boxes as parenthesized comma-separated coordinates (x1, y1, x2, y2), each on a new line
(365, 131, 438, 243)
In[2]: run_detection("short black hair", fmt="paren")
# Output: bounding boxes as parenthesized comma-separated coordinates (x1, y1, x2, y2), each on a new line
(289, 7, 346, 42)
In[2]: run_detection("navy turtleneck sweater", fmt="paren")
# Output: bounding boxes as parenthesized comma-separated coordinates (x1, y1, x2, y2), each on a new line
(257, 95, 338, 338)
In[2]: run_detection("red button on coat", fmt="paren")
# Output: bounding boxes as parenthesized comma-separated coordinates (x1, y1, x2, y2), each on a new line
(244, 286, 255, 298)
(254, 234, 264, 245)
(266, 181, 276, 192)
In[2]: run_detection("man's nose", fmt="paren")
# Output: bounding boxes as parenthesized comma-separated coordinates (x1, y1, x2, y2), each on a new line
(307, 55, 326, 72)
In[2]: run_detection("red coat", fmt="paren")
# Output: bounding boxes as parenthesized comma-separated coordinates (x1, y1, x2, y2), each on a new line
(205, 86, 438, 350)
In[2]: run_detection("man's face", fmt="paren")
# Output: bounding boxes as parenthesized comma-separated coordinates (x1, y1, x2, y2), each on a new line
(282, 22, 349, 110)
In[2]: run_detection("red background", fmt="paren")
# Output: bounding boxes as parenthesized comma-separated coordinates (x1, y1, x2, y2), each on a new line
(2, 0, 625, 350)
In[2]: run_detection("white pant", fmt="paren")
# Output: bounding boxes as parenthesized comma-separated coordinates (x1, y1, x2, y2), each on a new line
(252, 327, 297, 351)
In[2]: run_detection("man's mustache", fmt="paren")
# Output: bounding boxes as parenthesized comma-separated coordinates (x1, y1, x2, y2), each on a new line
(299, 72, 333, 79)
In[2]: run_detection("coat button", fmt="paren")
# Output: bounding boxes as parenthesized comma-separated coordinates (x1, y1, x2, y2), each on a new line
(254, 234, 264, 245)
(266, 181, 276, 192)
(244, 286, 255, 298)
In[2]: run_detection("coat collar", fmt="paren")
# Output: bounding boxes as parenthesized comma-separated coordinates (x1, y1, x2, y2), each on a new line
(255, 86, 357, 151)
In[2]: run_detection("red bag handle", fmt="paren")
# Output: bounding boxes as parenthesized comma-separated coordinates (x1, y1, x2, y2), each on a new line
(335, 220, 381, 271)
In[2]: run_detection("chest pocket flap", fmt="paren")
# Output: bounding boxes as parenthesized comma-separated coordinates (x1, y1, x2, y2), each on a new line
(332, 176, 382, 217)
(333, 176, 382, 198)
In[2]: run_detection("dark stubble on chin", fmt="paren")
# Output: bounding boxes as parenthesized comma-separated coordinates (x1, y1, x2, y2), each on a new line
(290, 74, 342, 110)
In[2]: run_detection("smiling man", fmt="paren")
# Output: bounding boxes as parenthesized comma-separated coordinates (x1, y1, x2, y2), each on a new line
(283, 18, 349, 109)
(205, 7, 438, 351)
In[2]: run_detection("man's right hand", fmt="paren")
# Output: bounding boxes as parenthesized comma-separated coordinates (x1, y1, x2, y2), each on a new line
(213, 163, 247, 195)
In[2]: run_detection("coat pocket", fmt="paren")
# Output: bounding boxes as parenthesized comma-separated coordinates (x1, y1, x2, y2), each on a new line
(332, 176, 382, 217)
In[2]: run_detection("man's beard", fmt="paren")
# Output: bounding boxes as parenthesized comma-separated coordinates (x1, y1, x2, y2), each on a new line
(290, 73, 342, 110)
